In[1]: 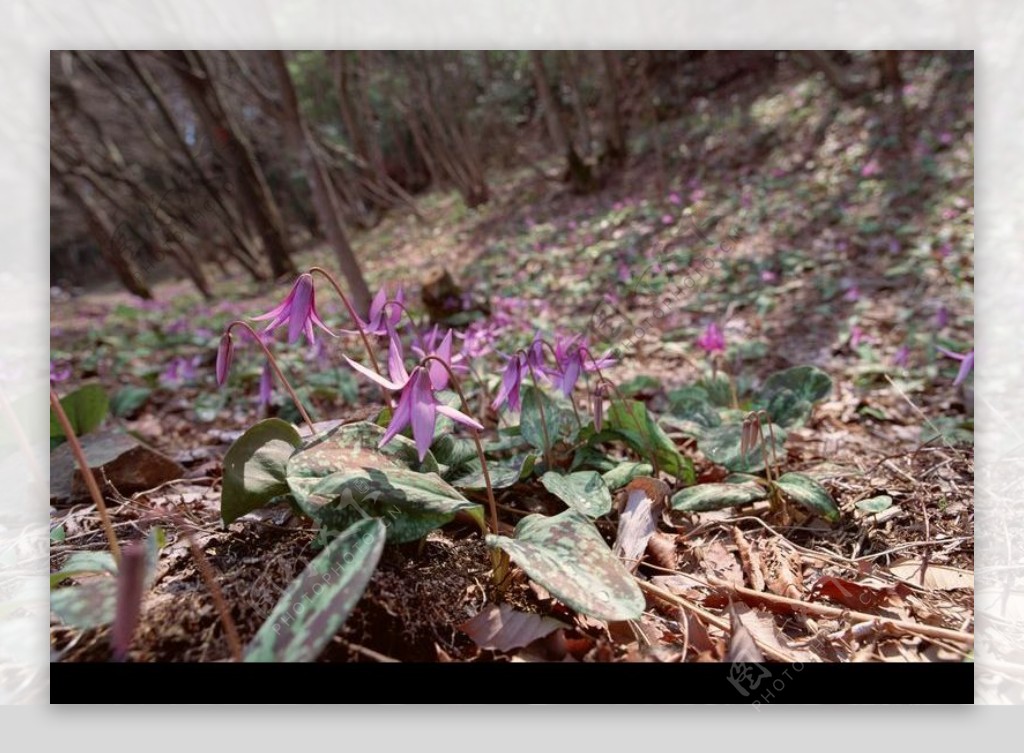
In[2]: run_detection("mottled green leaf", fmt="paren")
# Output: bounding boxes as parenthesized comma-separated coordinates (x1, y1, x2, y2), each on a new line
(50, 383, 108, 442)
(772, 472, 840, 523)
(856, 495, 893, 513)
(697, 375, 734, 407)
(50, 577, 117, 630)
(448, 454, 535, 490)
(221, 418, 302, 525)
(245, 518, 386, 663)
(759, 366, 832, 405)
(520, 386, 578, 452)
(601, 461, 655, 491)
(699, 422, 787, 473)
(667, 385, 722, 428)
(486, 509, 644, 621)
(540, 471, 612, 517)
(670, 482, 768, 512)
(605, 400, 695, 484)
(619, 375, 662, 397)
(761, 389, 813, 428)
(431, 434, 479, 470)
(570, 446, 617, 473)
(110, 386, 152, 418)
(290, 466, 483, 544)
(50, 551, 117, 589)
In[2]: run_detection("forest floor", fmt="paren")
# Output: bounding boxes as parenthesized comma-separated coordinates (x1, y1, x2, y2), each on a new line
(50, 54, 975, 665)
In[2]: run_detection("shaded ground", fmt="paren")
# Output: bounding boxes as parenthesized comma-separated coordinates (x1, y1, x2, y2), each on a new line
(50, 53, 974, 664)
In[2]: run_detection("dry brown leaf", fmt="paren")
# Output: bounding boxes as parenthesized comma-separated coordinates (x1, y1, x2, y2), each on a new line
(889, 560, 974, 591)
(810, 575, 906, 611)
(732, 527, 765, 592)
(730, 602, 821, 662)
(646, 531, 678, 571)
(761, 538, 803, 599)
(700, 540, 744, 587)
(459, 603, 567, 652)
(614, 478, 668, 573)
(725, 601, 765, 663)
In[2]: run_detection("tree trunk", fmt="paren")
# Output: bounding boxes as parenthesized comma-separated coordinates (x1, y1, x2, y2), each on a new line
(529, 51, 594, 193)
(269, 50, 372, 314)
(876, 51, 907, 150)
(164, 51, 296, 279)
(599, 51, 627, 167)
(122, 52, 267, 281)
(51, 158, 153, 300)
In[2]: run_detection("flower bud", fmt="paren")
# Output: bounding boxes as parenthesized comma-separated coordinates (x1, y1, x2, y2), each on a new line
(216, 332, 234, 386)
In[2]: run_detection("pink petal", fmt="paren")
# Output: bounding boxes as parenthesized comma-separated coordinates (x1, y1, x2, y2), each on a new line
(436, 403, 484, 431)
(343, 355, 405, 391)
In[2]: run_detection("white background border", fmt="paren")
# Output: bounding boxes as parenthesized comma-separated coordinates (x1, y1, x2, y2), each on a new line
(6, 0, 1016, 747)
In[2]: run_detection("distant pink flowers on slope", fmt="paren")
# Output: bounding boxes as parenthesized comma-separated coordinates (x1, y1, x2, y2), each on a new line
(860, 159, 882, 178)
(253, 273, 333, 346)
(696, 322, 726, 354)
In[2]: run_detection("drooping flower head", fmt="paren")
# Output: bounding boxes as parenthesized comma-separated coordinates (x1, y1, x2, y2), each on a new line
(216, 332, 234, 387)
(551, 334, 616, 397)
(492, 353, 526, 412)
(696, 322, 726, 355)
(253, 273, 333, 346)
(938, 346, 974, 386)
(345, 285, 405, 337)
(382, 367, 483, 460)
(344, 326, 480, 461)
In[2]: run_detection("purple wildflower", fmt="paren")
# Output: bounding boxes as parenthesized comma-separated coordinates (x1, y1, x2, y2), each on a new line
(50, 361, 72, 383)
(935, 305, 950, 330)
(552, 335, 615, 397)
(892, 345, 910, 368)
(696, 322, 726, 354)
(253, 273, 333, 345)
(938, 347, 974, 386)
(492, 353, 526, 412)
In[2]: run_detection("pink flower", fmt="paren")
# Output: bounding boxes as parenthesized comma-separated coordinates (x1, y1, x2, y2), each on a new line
(668, 192, 682, 206)
(661, 214, 674, 226)
(938, 347, 974, 386)
(892, 345, 910, 368)
(860, 159, 882, 178)
(253, 273, 333, 345)
(696, 322, 725, 354)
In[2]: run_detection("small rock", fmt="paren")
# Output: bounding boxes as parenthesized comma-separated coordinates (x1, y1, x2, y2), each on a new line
(50, 429, 185, 506)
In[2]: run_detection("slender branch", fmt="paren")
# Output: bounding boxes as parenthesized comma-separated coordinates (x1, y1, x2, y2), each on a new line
(419, 355, 498, 535)
(187, 531, 244, 661)
(50, 386, 121, 564)
(707, 577, 975, 645)
(226, 321, 316, 435)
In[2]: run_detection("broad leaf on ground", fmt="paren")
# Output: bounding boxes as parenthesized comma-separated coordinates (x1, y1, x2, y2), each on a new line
(605, 399, 695, 484)
(540, 470, 612, 517)
(221, 418, 302, 525)
(245, 518, 386, 662)
(486, 509, 645, 621)
(771, 472, 840, 523)
(670, 481, 769, 512)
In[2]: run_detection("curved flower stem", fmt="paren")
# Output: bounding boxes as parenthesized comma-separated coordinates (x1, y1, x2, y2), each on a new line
(50, 386, 121, 565)
(308, 266, 383, 378)
(420, 356, 499, 536)
(226, 321, 317, 436)
(526, 363, 554, 470)
(755, 409, 781, 480)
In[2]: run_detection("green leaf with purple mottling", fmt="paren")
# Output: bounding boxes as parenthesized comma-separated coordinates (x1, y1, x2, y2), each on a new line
(540, 470, 612, 517)
(486, 509, 644, 621)
(245, 517, 386, 663)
